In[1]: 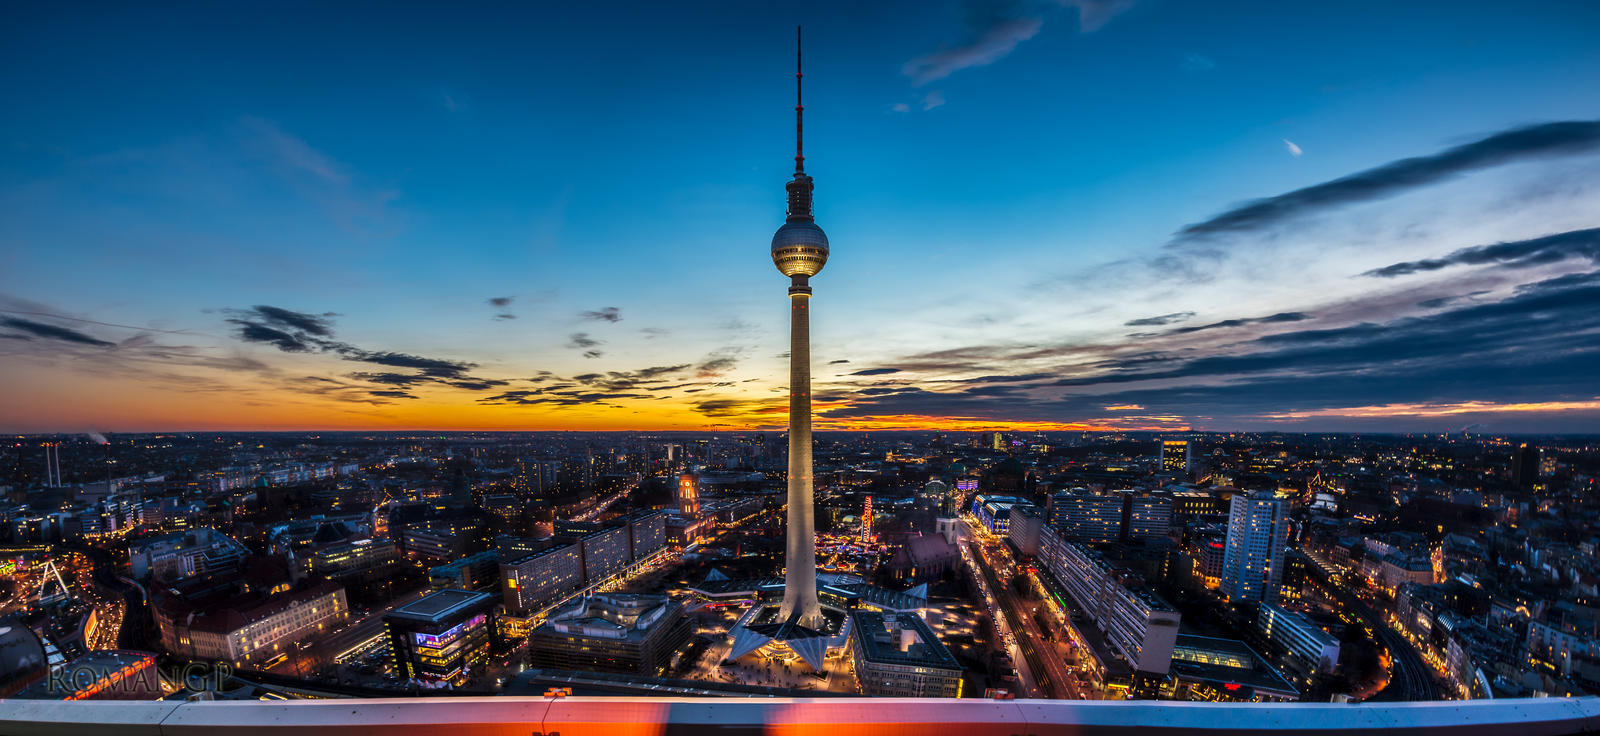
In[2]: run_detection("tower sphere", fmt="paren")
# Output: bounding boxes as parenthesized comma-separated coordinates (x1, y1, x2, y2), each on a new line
(771, 220, 829, 277)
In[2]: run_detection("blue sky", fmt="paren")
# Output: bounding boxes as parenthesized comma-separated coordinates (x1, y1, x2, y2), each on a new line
(2, 0, 1599, 433)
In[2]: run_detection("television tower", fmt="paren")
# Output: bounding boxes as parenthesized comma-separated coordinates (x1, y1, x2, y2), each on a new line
(773, 26, 828, 628)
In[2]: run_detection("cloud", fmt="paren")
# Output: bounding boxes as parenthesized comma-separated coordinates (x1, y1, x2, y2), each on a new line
(567, 333, 601, 349)
(240, 116, 345, 183)
(1055, 0, 1139, 31)
(922, 90, 947, 111)
(851, 368, 903, 376)
(581, 307, 622, 322)
(1362, 227, 1600, 278)
(891, 103, 911, 113)
(903, 16, 1043, 86)
(0, 317, 116, 347)
(829, 359, 851, 364)
(696, 352, 739, 378)
(1158, 311, 1310, 336)
(1176, 120, 1600, 240)
(1054, 269, 1600, 388)
(346, 351, 475, 379)
(488, 296, 516, 320)
(251, 305, 336, 336)
(226, 306, 342, 352)
(1180, 52, 1215, 74)
(1124, 311, 1195, 327)
(1283, 139, 1303, 157)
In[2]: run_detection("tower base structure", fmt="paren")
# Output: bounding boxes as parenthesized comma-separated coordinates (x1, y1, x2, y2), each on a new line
(694, 571, 931, 672)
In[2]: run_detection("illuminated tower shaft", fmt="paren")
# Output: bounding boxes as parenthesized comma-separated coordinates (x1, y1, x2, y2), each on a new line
(780, 281, 821, 625)
(772, 27, 828, 628)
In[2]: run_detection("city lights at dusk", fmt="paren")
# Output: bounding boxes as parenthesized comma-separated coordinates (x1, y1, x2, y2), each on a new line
(2, 2, 1599, 733)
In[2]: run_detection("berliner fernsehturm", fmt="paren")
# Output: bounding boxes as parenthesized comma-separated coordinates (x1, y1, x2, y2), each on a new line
(773, 26, 827, 629)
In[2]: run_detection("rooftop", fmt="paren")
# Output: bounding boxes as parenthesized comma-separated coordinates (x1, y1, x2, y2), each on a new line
(850, 610, 961, 671)
(1169, 634, 1300, 698)
(388, 589, 494, 624)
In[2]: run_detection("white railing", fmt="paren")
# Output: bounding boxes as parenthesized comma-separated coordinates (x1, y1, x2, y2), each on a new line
(1, 696, 1597, 736)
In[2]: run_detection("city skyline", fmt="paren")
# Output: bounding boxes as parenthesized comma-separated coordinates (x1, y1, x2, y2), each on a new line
(4, 2, 1600, 434)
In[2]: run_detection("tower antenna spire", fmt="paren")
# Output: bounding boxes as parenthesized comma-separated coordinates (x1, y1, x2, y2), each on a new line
(795, 25, 804, 174)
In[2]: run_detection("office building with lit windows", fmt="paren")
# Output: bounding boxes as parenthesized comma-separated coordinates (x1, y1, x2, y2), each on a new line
(971, 494, 1031, 534)
(1259, 603, 1340, 681)
(154, 574, 347, 668)
(500, 542, 585, 615)
(1221, 491, 1290, 603)
(849, 610, 963, 698)
(527, 593, 690, 676)
(1161, 440, 1193, 474)
(1038, 525, 1180, 677)
(384, 589, 498, 683)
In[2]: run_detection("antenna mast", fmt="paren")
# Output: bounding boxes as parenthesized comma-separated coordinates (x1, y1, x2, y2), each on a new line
(795, 25, 804, 174)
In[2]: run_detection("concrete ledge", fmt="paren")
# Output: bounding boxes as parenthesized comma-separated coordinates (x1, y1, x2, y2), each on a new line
(0, 696, 1595, 736)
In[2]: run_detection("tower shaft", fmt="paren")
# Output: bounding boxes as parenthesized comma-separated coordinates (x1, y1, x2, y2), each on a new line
(778, 287, 822, 627)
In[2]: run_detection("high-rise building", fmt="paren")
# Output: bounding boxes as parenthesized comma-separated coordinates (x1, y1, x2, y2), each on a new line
(384, 589, 497, 684)
(772, 28, 828, 629)
(1161, 440, 1193, 474)
(1221, 491, 1290, 603)
(1512, 443, 1541, 491)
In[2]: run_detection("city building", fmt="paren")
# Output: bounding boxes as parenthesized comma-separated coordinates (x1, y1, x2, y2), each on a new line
(1048, 491, 1172, 544)
(676, 473, 699, 516)
(885, 534, 958, 583)
(1161, 440, 1193, 474)
(1006, 504, 1043, 557)
(1038, 525, 1180, 678)
(299, 537, 398, 582)
(849, 610, 963, 697)
(154, 568, 347, 668)
(1048, 491, 1123, 543)
(500, 542, 585, 615)
(128, 527, 247, 581)
(1512, 443, 1541, 491)
(1167, 634, 1300, 702)
(384, 589, 498, 683)
(527, 593, 691, 676)
(427, 549, 500, 591)
(1258, 603, 1340, 680)
(971, 494, 1032, 534)
(1221, 491, 1289, 603)
(577, 523, 632, 584)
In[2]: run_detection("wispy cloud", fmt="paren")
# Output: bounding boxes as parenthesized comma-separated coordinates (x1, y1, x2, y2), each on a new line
(1283, 139, 1303, 157)
(581, 306, 622, 322)
(1, 316, 116, 347)
(1363, 227, 1600, 278)
(1176, 120, 1600, 241)
(1124, 311, 1194, 326)
(903, 16, 1042, 86)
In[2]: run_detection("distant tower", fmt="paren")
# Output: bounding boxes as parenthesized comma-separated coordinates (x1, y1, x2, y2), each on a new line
(1512, 443, 1540, 491)
(861, 495, 874, 543)
(677, 473, 700, 517)
(773, 27, 828, 628)
(1221, 490, 1289, 603)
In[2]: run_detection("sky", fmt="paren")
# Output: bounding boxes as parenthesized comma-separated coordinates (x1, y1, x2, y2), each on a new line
(2, 1, 1599, 434)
